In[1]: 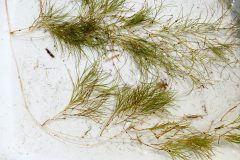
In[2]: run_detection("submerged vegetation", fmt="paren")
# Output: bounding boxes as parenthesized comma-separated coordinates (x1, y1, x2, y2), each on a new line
(123, 106, 240, 160)
(9, 0, 240, 159)
(221, 0, 240, 38)
(39, 64, 240, 159)
(100, 81, 174, 134)
(30, 0, 240, 85)
(161, 133, 215, 160)
(41, 63, 117, 125)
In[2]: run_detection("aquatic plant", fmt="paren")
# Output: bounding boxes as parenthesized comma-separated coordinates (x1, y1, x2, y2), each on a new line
(41, 63, 117, 126)
(7, 0, 240, 159)
(20, 0, 239, 85)
(100, 80, 175, 134)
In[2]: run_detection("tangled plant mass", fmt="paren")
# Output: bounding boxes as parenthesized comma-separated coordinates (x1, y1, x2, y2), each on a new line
(31, 0, 240, 84)
(9, 0, 240, 159)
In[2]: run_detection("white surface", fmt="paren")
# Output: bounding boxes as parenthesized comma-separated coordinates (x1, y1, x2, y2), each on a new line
(0, 0, 240, 160)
